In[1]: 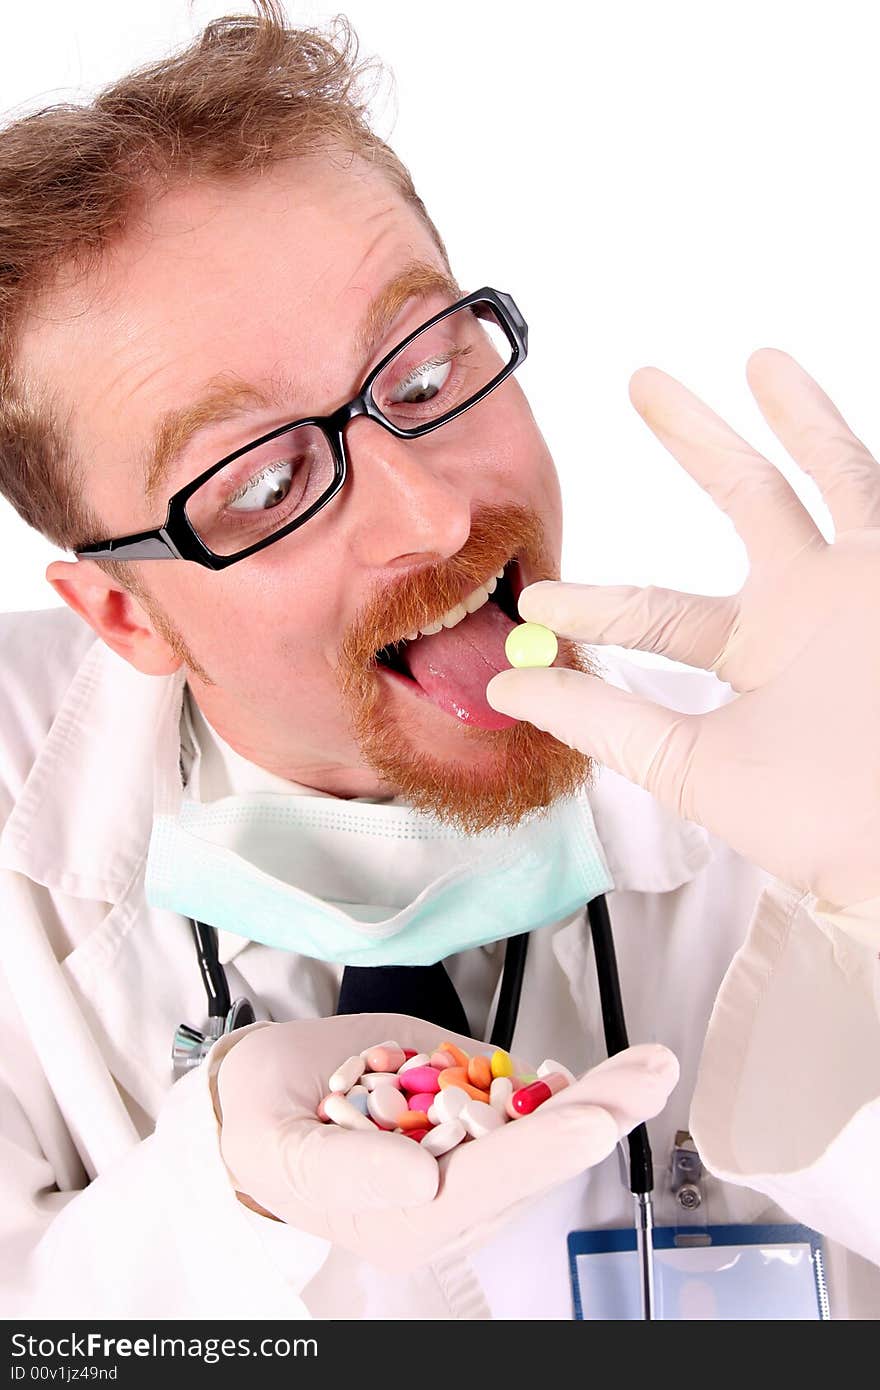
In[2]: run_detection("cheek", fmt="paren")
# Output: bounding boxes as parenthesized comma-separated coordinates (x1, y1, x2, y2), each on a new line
(472, 386, 562, 507)
(508, 388, 563, 524)
(142, 561, 340, 680)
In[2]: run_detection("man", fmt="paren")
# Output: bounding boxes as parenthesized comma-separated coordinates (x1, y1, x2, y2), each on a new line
(0, 5, 877, 1319)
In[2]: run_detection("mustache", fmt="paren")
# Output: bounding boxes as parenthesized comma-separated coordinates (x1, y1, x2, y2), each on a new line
(334, 499, 600, 834)
(339, 502, 554, 677)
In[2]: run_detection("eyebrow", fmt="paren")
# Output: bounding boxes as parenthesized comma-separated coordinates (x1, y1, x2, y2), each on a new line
(143, 259, 462, 506)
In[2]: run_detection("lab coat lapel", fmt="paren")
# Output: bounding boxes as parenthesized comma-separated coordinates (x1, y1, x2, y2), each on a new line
(60, 892, 199, 1122)
(0, 636, 185, 901)
(0, 871, 143, 1178)
(0, 636, 192, 1122)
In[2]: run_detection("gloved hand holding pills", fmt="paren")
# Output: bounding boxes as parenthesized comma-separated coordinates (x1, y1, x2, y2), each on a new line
(214, 1013, 678, 1274)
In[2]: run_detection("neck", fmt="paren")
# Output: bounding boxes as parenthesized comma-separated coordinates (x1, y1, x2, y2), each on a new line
(187, 682, 399, 801)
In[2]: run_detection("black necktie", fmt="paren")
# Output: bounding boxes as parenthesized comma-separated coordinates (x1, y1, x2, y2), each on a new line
(336, 961, 471, 1035)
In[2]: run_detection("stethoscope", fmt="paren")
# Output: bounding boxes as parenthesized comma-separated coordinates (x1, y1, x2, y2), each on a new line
(173, 892, 657, 1319)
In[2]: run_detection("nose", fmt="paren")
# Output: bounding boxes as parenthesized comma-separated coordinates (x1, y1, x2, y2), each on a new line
(342, 418, 473, 570)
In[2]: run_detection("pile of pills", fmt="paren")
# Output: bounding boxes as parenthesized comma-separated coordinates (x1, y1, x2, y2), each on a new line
(317, 1039, 576, 1158)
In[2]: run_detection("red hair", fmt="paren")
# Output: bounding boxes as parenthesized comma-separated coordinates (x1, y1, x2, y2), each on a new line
(0, 1, 448, 573)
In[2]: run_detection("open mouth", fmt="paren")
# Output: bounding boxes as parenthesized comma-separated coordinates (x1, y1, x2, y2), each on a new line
(373, 558, 528, 730)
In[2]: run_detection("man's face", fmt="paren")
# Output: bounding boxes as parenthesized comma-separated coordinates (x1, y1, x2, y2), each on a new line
(24, 154, 593, 828)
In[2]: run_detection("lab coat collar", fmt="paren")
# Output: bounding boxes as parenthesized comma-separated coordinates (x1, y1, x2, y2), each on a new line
(0, 633, 712, 905)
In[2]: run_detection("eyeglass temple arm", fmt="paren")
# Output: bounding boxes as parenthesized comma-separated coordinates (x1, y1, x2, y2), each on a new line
(75, 532, 183, 561)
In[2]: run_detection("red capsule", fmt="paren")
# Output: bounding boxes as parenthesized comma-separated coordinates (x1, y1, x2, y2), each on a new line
(511, 1073, 569, 1115)
(402, 1049, 418, 1061)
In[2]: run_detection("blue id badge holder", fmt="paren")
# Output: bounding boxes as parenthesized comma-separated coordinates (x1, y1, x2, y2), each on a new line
(568, 1134, 831, 1320)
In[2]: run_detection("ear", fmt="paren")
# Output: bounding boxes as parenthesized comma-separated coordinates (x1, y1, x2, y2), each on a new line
(46, 559, 183, 676)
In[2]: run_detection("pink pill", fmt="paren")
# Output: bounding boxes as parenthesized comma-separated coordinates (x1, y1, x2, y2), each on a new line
(505, 1093, 522, 1121)
(408, 1092, 435, 1113)
(364, 1046, 406, 1073)
(429, 1050, 456, 1070)
(397, 1066, 442, 1095)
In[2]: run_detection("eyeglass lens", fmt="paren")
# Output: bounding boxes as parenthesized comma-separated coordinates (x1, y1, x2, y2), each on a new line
(183, 301, 513, 557)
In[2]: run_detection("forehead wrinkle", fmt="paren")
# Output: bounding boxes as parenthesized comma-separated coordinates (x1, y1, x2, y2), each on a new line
(143, 371, 292, 506)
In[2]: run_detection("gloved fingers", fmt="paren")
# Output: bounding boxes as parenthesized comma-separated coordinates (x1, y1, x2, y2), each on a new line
(381, 1099, 620, 1262)
(517, 579, 739, 672)
(427, 1049, 677, 1248)
(628, 363, 821, 566)
(268, 1118, 439, 1218)
(313, 1101, 624, 1275)
(486, 665, 701, 812)
(745, 347, 880, 534)
(539, 1043, 680, 1133)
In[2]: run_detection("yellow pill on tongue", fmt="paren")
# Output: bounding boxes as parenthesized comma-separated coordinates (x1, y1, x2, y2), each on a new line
(504, 622, 558, 669)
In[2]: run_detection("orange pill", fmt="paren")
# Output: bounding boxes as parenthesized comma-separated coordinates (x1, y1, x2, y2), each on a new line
(396, 1110, 436, 1132)
(438, 1067, 490, 1104)
(467, 1055, 492, 1091)
(438, 1066, 467, 1089)
(438, 1040, 471, 1069)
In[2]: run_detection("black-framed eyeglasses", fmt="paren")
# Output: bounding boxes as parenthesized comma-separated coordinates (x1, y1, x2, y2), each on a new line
(74, 286, 528, 570)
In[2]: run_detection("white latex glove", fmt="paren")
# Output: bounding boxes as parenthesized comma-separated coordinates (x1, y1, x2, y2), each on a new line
(487, 348, 880, 912)
(214, 1013, 678, 1275)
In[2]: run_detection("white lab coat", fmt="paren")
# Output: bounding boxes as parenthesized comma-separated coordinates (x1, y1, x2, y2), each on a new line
(0, 607, 877, 1319)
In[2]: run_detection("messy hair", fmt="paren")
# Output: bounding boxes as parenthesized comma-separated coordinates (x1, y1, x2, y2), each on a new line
(0, 1, 448, 582)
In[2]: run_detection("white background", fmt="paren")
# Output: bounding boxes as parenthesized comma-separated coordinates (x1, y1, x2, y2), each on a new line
(2, 0, 876, 669)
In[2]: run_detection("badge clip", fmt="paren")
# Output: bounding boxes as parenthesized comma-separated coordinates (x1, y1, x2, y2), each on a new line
(671, 1129, 704, 1213)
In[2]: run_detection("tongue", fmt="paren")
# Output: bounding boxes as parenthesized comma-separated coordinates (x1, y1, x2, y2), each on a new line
(403, 599, 520, 729)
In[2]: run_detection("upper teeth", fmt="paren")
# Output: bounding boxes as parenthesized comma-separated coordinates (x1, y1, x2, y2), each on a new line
(402, 568, 506, 642)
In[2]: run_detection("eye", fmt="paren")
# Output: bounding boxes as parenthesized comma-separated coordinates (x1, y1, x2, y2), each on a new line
(389, 356, 453, 405)
(227, 459, 295, 512)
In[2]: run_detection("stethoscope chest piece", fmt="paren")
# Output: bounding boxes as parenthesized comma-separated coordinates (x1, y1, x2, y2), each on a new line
(172, 996, 256, 1080)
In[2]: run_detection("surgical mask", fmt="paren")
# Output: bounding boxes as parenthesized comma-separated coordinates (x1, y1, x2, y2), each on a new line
(145, 782, 614, 968)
